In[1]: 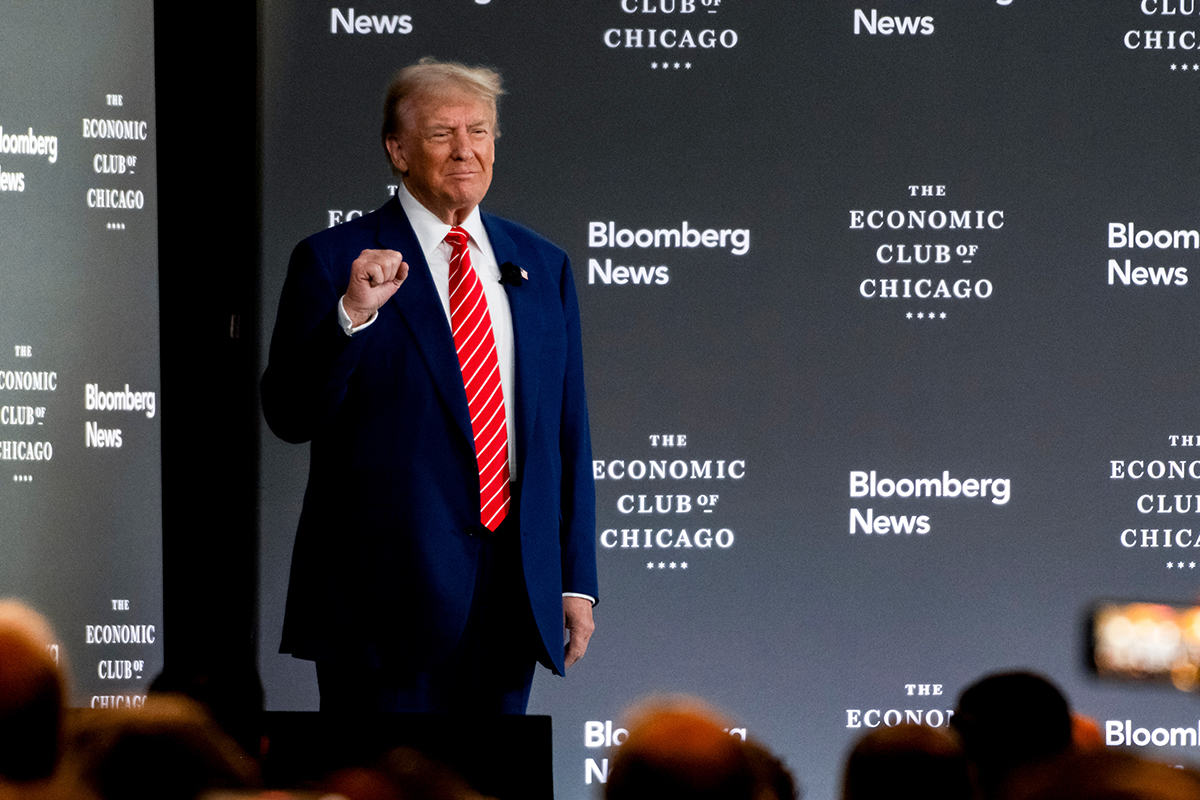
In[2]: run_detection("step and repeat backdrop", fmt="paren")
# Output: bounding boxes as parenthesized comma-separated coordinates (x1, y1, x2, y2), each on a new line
(0, 2, 163, 708)
(258, 2, 1198, 797)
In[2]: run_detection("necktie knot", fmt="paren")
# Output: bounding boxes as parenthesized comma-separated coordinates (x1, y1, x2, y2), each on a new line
(445, 227, 469, 252)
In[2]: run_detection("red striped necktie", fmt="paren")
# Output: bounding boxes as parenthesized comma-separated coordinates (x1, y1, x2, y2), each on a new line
(445, 227, 510, 532)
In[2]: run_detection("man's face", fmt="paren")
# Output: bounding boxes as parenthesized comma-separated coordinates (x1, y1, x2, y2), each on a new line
(386, 89, 495, 226)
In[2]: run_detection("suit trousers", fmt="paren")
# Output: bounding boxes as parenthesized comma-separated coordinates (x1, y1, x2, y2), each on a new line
(315, 504, 545, 714)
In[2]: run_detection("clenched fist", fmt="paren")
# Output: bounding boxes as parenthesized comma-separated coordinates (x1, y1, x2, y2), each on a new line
(344, 248, 409, 326)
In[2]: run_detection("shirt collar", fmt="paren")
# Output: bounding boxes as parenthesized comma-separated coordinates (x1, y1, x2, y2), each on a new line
(396, 182, 491, 262)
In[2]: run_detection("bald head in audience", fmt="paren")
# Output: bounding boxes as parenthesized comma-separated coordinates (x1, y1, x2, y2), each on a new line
(0, 600, 65, 784)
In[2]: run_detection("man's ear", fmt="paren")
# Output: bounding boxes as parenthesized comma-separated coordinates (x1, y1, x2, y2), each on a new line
(385, 135, 408, 174)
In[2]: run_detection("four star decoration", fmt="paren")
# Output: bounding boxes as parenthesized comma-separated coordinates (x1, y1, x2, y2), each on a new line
(646, 557, 1194, 571)
(645, 558, 1196, 573)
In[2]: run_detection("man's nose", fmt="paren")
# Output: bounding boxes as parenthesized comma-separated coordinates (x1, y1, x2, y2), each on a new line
(450, 130, 473, 158)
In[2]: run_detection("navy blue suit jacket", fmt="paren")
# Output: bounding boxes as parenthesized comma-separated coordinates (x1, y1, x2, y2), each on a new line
(262, 196, 597, 675)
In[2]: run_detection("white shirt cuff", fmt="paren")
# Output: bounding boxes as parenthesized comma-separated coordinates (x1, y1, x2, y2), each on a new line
(337, 295, 378, 336)
(563, 592, 597, 606)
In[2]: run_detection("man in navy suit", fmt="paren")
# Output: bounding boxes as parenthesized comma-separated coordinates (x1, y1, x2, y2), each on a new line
(262, 59, 597, 713)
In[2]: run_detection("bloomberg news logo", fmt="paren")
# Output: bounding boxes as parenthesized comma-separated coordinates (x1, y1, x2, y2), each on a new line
(586, 220, 750, 286)
(1107, 719, 1200, 748)
(1106, 222, 1193, 289)
(329, 8, 413, 34)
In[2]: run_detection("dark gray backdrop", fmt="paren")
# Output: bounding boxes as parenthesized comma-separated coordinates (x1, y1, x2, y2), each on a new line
(0, 1, 163, 707)
(258, 2, 1200, 797)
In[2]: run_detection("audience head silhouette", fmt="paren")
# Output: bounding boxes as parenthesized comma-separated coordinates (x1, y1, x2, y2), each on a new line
(1007, 750, 1200, 800)
(951, 671, 1072, 799)
(0, 599, 66, 784)
(606, 698, 758, 800)
(841, 722, 971, 800)
(68, 694, 258, 800)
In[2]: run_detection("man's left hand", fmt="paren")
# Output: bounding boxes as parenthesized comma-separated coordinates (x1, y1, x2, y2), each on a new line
(563, 596, 595, 669)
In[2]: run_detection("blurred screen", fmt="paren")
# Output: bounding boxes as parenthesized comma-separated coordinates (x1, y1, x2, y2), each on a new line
(1092, 601, 1200, 693)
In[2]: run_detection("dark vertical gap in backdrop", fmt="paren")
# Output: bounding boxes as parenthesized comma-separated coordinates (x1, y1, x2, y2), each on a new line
(153, 0, 262, 730)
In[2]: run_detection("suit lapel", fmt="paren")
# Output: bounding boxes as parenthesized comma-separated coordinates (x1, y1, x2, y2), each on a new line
(484, 212, 544, 477)
(375, 197, 475, 450)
